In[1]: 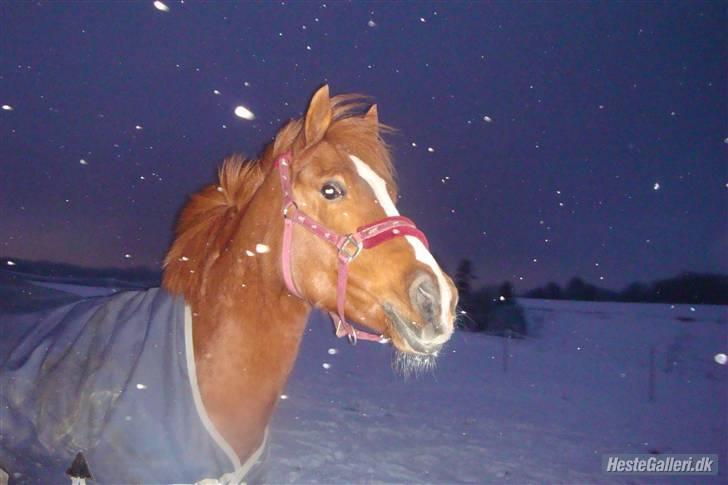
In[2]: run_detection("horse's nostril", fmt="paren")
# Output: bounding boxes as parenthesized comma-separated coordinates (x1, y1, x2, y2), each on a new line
(408, 272, 442, 337)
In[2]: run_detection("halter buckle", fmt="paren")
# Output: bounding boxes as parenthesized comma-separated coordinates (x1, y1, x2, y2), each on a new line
(282, 200, 298, 218)
(338, 234, 362, 262)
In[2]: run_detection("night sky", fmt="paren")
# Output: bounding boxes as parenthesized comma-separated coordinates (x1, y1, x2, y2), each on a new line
(1, 1, 725, 292)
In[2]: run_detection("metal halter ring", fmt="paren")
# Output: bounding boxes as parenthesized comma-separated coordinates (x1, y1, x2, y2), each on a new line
(282, 200, 298, 218)
(337, 234, 363, 262)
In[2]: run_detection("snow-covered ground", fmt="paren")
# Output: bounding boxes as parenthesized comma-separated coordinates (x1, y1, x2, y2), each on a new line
(270, 300, 726, 483)
(1, 275, 725, 483)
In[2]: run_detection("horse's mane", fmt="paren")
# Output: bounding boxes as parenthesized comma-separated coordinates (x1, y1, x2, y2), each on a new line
(163, 94, 395, 297)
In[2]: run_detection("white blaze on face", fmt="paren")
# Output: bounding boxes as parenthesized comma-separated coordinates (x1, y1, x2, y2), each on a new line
(349, 155, 453, 340)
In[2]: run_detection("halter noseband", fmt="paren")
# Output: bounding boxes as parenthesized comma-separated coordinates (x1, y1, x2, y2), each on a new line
(274, 151, 430, 345)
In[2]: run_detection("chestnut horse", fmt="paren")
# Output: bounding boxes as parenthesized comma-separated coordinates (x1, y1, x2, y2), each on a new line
(0, 85, 457, 484)
(162, 84, 458, 477)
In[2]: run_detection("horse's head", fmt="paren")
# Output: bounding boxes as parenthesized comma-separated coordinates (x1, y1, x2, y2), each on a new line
(277, 85, 458, 362)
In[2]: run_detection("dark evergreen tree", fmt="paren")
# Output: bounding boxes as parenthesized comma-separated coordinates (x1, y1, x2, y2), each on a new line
(454, 259, 476, 299)
(498, 281, 514, 303)
(544, 282, 561, 300)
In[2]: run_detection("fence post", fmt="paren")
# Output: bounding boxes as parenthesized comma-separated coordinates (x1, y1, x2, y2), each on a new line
(648, 346, 656, 402)
(503, 329, 511, 373)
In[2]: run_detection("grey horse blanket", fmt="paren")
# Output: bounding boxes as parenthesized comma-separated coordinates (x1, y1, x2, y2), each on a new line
(0, 287, 267, 484)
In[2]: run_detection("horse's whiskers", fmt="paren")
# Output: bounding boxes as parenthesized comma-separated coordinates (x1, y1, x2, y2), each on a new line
(392, 349, 438, 379)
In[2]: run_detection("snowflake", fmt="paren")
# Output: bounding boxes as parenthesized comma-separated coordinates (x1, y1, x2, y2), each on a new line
(153, 1, 169, 12)
(234, 105, 255, 120)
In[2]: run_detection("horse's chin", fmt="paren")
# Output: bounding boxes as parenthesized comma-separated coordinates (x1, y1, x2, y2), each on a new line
(381, 305, 443, 378)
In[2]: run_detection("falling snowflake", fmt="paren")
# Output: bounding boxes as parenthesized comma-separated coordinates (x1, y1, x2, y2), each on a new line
(714, 353, 727, 365)
(411, 142, 417, 147)
(327, 348, 338, 355)
(245, 250, 255, 257)
(483, 115, 492, 123)
(136, 383, 147, 390)
(213, 89, 221, 95)
(419, 17, 426, 23)
(322, 362, 331, 369)
(653, 182, 660, 191)
(427, 147, 435, 153)
(153, 1, 169, 12)
(2, 104, 13, 111)
(79, 159, 88, 165)
(6, 260, 16, 266)
(255, 243, 270, 254)
(280, 394, 289, 400)
(135, 125, 143, 130)
(367, 19, 377, 28)
(234, 105, 255, 120)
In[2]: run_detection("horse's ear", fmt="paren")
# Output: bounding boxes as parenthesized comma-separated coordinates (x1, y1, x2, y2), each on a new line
(304, 84, 332, 146)
(365, 104, 379, 126)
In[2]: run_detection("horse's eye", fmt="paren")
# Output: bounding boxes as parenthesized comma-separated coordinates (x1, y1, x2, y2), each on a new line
(321, 182, 345, 200)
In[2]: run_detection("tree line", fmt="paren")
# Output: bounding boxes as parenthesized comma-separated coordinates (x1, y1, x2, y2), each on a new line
(453, 258, 728, 307)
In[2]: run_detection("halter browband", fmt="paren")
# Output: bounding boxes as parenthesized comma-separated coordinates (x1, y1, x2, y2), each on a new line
(274, 151, 430, 344)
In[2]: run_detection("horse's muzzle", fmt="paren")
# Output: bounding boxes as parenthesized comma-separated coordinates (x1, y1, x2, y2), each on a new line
(384, 271, 450, 354)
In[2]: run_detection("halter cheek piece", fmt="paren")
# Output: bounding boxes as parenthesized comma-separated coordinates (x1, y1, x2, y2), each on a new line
(274, 151, 430, 345)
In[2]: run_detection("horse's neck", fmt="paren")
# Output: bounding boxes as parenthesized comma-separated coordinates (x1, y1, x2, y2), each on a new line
(190, 179, 310, 460)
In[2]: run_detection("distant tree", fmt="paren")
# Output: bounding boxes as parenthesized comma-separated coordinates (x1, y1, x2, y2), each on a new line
(565, 277, 597, 301)
(621, 282, 649, 302)
(454, 259, 476, 300)
(498, 281, 514, 303)
(524, 281, 562, 300)
(544, 282, 562, 300)
(467, 287, 496, 332)
(524, 272, 727, 304)
(650, 272, 728, 305)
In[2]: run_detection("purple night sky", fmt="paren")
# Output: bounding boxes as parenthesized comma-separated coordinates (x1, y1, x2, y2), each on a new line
(0, 1, 725, 291)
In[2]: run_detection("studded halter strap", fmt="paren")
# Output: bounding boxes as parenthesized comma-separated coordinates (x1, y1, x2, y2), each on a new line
(274, 151, 430, 344)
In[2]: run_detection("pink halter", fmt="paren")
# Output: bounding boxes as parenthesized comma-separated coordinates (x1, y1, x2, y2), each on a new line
(274, 151, 430, 344)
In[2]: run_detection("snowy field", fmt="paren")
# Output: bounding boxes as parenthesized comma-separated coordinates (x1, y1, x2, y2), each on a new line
(1, 274, 726, 483)
(270, 300, 726, 483)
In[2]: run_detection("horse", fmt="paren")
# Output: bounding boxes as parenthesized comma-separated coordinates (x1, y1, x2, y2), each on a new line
(0, 85, 458, 484)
